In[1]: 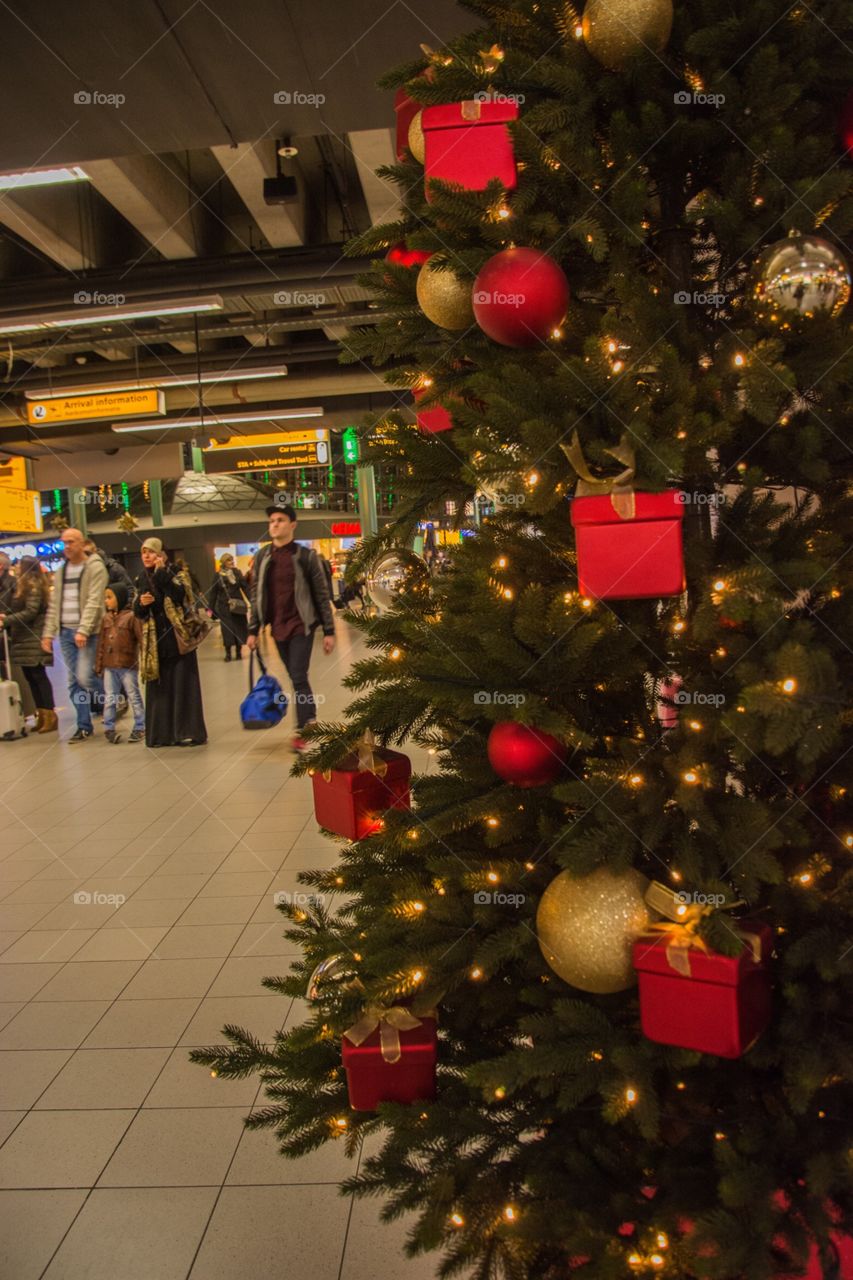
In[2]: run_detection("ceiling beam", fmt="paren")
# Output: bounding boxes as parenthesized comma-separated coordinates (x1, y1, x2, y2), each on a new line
(0, 191, 95, 271)
(211, 141, 304, 248)
(348, 128, 401, 226)
(83, 155, 199, 260)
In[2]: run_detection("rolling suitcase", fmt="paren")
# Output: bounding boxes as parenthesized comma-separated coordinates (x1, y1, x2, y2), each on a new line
(0, 630, 26, 739)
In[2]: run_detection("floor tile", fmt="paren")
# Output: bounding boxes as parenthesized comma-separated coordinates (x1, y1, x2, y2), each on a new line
(341, 1198, 440, 1280)
(120, 958, 221, 1000)
(0, 1190, 88, 1280)
(207, 956, 289, 997)
(70, 926, 168, 963)
(31, 902, 127, 931)
(226, 1122, 356, 1185)
(33, 961, 142, 1002)
(177, 896, 260, 926)
(41, 1187, 216, 1280)
(0, 1051, 72, 1109)
(0, 1110, 134, 1187)
(132, 875, 212, 900)
(0, 930, 95, 964)
(97, 1107, 244, 1186)
(82, 999, 199, 1049)
(198, 872, 275, 898)
(188, 1185, 349, 1279)
(230, 922, 299, 958)
(103, 898, 188, 929)
(154, 924, 243, 959)
(35, 1048, 171, 1110)
(144, 1046, 259, 1109)
(0, 903, 54, 931)
(0, 962, 64, 1000)
(0, 1111, 25, 1144)
(178, 996, 284, 1046)
(0, 1000, 111, 1051)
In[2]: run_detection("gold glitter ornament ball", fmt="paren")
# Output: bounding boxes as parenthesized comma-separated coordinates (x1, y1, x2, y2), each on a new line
(408, 110, 425, 163)
(416, 258, 474, 330)
(581, 0, 673, 70)
(536, 865, 650, 994)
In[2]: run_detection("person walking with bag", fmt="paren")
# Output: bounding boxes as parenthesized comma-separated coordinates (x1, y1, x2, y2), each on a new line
(41, 527, 107, 742)
(133, 538, 207, 747)
(247, 503, 335, 751)
(208, 553, 250, 661)
(0, 556, 57, 734)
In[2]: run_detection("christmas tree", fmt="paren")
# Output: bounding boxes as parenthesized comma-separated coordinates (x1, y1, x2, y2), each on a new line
(192, 2, 853, 1275)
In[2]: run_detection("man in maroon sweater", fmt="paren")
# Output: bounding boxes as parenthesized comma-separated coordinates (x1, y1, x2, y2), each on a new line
(248, 504, 336, 750)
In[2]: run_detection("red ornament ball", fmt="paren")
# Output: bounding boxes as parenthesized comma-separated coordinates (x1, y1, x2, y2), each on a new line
(840, 89, 853, 154)
(386, 242, 431, 269)
(472, 248, 569, 347)
(487, 721, 566, 788)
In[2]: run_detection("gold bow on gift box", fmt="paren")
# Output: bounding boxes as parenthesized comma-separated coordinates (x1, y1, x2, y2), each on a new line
(641, 881, 758, 978)
(343, 1006, 431, 1064)
(323, 730, 388, 783)
(562, 430, 637, 520)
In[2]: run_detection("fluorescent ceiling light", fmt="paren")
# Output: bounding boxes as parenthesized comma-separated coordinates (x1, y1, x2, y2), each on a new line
(0, 295, 223, 336)
(112, 406, 323, 434)
(0, 166, 88, 191)
(25, 366, 288, 399)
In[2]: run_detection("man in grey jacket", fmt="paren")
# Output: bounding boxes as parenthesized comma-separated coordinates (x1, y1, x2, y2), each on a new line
(248, 503, 335, 750)
(41, 527, 108, 741)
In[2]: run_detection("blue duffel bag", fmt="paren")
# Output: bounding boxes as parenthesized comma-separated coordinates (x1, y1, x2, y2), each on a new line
(240, 650, 288, 729)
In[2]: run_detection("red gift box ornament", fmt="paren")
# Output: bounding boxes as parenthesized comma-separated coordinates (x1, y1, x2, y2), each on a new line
(412, 383, 454, 434)
(342, 1004, 438, 1110)
(311, 730, 412, 841)
(422, 98, 518, 203)
(564, 432, 685, 600)
(633, 881, 772, 1058)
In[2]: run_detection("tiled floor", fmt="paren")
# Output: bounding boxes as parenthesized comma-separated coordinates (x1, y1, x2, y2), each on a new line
(0, 621, 437, 1280)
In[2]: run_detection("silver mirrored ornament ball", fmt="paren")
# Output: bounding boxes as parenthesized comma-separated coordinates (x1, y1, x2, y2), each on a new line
(750, 235, 851, 322)
(306, 954, 358, 1001)
(367, 551, 427, 614)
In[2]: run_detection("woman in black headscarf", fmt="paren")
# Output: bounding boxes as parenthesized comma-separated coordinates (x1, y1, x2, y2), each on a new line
(133, 538, 207, 747)
(207, 552, 250, 661)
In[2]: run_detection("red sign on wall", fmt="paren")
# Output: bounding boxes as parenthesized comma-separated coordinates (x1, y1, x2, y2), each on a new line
(331, 522, 362, 536)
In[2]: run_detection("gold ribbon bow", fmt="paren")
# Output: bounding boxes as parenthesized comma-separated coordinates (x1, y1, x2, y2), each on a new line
(562, 430, 637, 520)
(323, 729, 388, 783)
(642, 881, 756, 978)
(343, 1006, 425, 1063)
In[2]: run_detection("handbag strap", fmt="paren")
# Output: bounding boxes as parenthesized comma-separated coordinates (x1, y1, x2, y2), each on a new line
(248, 647, 267, 690)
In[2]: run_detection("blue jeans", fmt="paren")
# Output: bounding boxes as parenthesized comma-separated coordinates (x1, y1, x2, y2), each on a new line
(103, 667, 145, 733)
(58, 628, 100, 731)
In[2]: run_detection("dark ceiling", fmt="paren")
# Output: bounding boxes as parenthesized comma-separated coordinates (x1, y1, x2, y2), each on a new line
(0, 0, 470, 168)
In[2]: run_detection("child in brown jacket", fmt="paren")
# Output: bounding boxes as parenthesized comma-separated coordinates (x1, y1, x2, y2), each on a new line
(95, 584, 145, 743)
